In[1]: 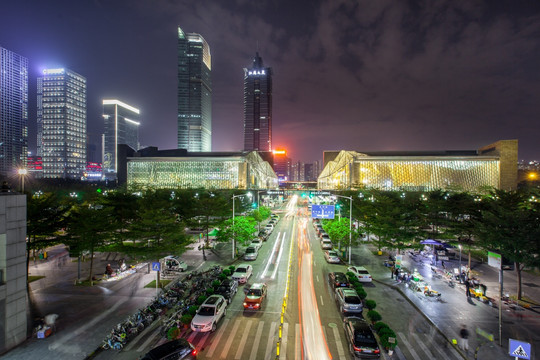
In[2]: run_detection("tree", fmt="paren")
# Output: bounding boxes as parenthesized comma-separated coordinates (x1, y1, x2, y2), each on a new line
(216, 216, 256, 256)
(324, 218, 351, 251)
(252, 206, 271, 231)
(192, 191, 229, 259)
(474, 189, 540, 300)
(102, 188, 139, 245)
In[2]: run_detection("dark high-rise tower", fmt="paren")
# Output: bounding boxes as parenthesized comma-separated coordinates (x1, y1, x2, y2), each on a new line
(177, 27, 212, 152)
(0, 47, 28, 177)
(243, 52, 272, 152)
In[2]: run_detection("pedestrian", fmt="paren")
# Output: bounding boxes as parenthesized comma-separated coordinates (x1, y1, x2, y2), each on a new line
(465, 278, 470, 298)
(391, 266, 395, 279)
(459, 325, 469, 354)
(394, 267, 400, 280)
(105, 263, 113, 276)
(441, 260, 445, 269)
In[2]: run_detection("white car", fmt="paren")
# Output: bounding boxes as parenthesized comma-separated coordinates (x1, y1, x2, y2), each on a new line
(348, 266, 372, 283)
(324, 250, 340, 264)
(190, 295, 227, 332)
(250, 238, 263, 250)
(321, 239, 333, 250)
(244, 246, 258, 261)
(232, 264, 253, 284)
(265, 224, 274, 232)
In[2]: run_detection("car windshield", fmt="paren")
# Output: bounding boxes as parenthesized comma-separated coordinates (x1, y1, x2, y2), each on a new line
(198, 306, 215, 316)
(345, 296, 361, 304)
(246, 248, 256, 254)
(247, 289, 262, 296)
(354, 331, 377, 345)
(236, 268, 246, 273)
(329, 252, 337, 256)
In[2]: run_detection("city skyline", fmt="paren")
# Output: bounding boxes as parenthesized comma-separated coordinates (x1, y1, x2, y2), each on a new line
(1, 1, 540, 164)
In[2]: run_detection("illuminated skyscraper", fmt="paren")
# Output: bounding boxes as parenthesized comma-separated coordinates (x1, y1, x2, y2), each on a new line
(102, 99, 140, 178)
(37, 68, 86, 179)
(244, 52, 272, 152)
(0, 47, 28, 177)
(177, 27, 212, 152)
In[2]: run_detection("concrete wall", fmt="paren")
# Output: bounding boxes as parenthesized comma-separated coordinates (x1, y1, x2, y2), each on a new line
(0, 194, 27, 354)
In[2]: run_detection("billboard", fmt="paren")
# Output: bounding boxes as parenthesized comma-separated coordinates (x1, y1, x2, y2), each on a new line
(311, 204, 335, 219)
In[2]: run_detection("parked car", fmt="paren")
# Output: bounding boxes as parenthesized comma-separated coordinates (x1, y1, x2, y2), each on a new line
(244, 246, 258, 261)
(320, 233, 330, 241)
(265, 224, 274, 233)
(321, 239, 333, 250)
(190, 295, 227, 333)
(250, 238, 263, 250)
(328, 272, 350, 289)
(335, 288, 363, 315)
(232, 264, 253, 284)
(214, 279, 238, 304)
(271, 214, 279, 221)
(344, 317, 380, 358)
(324, 250, 341, 264)
(141, 339, 197, 360)
(243, 283, 268, 310)
(348, 266, 372, 283)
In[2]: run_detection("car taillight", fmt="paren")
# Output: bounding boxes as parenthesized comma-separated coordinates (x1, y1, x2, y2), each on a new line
(243, 302, 247, 306)
(374, 349, 380, 354)
(353, 345, 363, 352)
(192, 348, 198, 355)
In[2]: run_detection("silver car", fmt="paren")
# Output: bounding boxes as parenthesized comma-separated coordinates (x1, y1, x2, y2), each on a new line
(244, 246, 258, 261)
(335, 288, 363, 315)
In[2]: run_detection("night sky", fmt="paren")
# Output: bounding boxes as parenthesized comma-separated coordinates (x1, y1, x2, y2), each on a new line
(2, 0, 540, 163)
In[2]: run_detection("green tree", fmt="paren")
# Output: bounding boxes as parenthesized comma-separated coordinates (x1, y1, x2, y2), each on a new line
(193, 191, 229, 259)
(324, 218, 351, 251)
(102, 188, 139, 245)
(216, 216, 256, 256)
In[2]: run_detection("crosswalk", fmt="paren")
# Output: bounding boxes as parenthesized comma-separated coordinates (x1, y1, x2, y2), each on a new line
(397, 331, 463, 360)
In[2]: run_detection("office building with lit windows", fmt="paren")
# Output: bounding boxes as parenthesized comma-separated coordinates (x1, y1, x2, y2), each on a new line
(318, 140, 518, 192)
(0, 47, 28, 178)
(244, 52, 272, 152)
(102, 99, 140, 179)
(272, 149, 291, 183)
(118, 146, 278, 190)
(37, 68, 86, 179)
(177, 27, 212, 152)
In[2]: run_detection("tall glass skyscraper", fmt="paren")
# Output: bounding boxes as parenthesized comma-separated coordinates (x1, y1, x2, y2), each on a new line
(177, 27, 212, 152)
(0, 47, 28, 177)
(102, 99, 140, 178)
(243, 52, 272, 152)
(37, 68, 86, 179)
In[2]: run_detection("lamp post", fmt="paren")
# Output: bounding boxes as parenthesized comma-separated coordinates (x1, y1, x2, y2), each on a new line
(232, 193, 252, 259)
(334, 195, 353, 264)
(18, 169, 27, 193)
(458, 244, 462, 283)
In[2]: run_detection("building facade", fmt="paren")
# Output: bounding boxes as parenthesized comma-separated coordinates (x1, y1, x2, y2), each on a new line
(37, 68, 86, 179)
(121, 147, 278, 190)
(243, 52, 272, 152)
(273, 149, 290, 183)
(177, 27, 212, 152)
(318, 140, 518, 192)
(0, 47, 28, 178)
(102, 99, 140, 179)
(0, 193, 27, 354)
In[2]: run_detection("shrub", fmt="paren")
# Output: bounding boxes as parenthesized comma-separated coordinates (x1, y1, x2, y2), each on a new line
(373, 322, 390, 333)
(206, 287, 214, 295)
(380, 332, 398, 349)
(378, 327, 396, 339)
(222, 269, 231, 276)
(167, 326, 181, 340)
(212, 280, 221, 288)
(365, 299, 377, 311)
(188, 305, 198, 316)
(367, 310, 382, 323)
(197, 295, 208, 305)
(228, 265, 236, 272)
(218, 274, 227, 281)
(355, 287, 367, 300)
(180, 314, 193, 325)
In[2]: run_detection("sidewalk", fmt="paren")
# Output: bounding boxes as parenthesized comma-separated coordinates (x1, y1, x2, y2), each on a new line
(352, 244, 516, 359)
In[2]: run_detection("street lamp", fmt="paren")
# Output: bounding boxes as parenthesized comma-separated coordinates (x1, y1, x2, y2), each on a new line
(18, 169, 27, 193)
(232, 192, 252, 259)
(334, 194, 353, 264)
(458, 244, 462, 283)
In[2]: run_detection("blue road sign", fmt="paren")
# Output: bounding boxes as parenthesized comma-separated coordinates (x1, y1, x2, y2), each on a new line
(311, 204, 335, 219)
(509, 339, 531, 360)
(151, 262, 161, 272)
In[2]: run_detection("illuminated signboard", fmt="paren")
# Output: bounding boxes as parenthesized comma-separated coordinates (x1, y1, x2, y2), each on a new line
(43, 68, 65, 75)
(248, 70, 266, 76)
(311, 204, 335, 219)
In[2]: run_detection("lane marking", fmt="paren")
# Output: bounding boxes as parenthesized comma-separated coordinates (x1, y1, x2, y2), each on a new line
(295, 323, 301, 360)
(430, 335, 452, 360)
(281, 322, 289, 360)
(187, 330, 198, 343)
(220, 319, 241, 358)
(235, 320, 253, 359)
(412, 333, 436, 358)
(331, 324, 347, 360)
(261, 232, 282, 278)
(205, 318, 230, 358)
(135, 327, 161, 352)
(320, 295, 324, 306)
(48, 298, 129, 350)
(264, 322, 278, 360)
(316, 275, 319, 282)
(198, 332, 210, 351)
(249, 321, 265, 360)
(271, 232, 287, 279)
(398, 332, 420, 359)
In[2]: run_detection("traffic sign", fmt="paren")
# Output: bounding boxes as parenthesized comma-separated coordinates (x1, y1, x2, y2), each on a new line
(311, 204, 335, 219)
(151, 262, 161, 272)
(509, 339, 531, 359)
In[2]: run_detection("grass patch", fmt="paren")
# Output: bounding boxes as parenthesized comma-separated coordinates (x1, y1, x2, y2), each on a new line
(28, 275, 45, 283)
(144, 280, 172, 289)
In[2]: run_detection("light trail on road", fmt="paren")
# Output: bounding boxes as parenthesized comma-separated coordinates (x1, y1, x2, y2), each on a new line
(297, 214, 332, 360)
